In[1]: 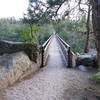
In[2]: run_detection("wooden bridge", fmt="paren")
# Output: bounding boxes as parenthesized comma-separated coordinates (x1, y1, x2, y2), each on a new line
(41, 34, 76, 68)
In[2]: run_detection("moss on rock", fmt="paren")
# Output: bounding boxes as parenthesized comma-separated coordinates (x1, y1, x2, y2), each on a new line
(90, 72, 100, 83)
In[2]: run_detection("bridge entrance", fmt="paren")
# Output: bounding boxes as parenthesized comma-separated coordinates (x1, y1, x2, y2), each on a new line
(41, 34, 75, 68)
(46, 35, 66, 69)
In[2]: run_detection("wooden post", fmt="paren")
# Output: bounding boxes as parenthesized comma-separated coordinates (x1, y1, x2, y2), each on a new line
(41, 46, 44, 68)
(68, 47, 72, 68)
(92, 0, 100, 70)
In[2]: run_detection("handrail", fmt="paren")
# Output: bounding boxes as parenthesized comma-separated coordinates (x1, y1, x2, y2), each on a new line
(42, 35, 52, 48)
(56, 34, 75, 56)
(56, 34, 76, 68)
(41, 34, 53, 67)
(56, 34, 70, 48)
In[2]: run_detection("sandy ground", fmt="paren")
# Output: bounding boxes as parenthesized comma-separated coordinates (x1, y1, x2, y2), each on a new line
(0, 35, 94, 100)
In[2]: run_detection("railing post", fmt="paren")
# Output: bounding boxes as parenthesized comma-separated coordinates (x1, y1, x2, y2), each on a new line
(41, 46, 44, 68)
(68, 47, 72, 68)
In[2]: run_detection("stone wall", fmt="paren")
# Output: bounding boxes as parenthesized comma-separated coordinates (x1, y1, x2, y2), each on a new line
(0, 52, 41, 90)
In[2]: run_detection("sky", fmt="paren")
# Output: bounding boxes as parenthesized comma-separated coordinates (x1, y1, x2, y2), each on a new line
(0, 0, 87, 20)
(0, 0, 29, 19)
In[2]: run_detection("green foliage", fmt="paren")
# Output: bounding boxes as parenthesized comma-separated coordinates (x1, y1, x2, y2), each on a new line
(32, 25, 41, 33)
(37, 24, 54, 44)
(90, 72, 100, 83)
(52, 18, 94, 53)
(0, 16, 95, 53)
(19, 25, 33, 42)
(0, 18, 41, 43)
(19, 25, 42, 43)
(47, 0, 64, 6)
(0, 18, 21, 41)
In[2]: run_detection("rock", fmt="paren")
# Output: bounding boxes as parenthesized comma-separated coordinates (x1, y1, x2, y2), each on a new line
(0, 52, 40, 90)
(0, 40, 40, 62)
(84, 86, 100, 100)
(76, 54, 97, 68)
(78, 65, 88, 71)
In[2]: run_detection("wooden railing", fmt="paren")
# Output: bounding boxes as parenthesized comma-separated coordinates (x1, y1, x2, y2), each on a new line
(41, 34, 76, 68)
(41, 35, 53, 67)
(56, 34, 76, 68)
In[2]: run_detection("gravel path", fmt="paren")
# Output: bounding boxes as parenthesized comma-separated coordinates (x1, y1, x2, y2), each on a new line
(2, 35, 92, 100)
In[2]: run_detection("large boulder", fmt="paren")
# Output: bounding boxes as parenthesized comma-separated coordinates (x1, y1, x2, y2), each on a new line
(0, 52, 40, 90)
(76, 54, 97, 68)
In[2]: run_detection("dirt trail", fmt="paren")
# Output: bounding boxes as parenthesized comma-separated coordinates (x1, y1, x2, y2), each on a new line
(1, 35, 93, 100)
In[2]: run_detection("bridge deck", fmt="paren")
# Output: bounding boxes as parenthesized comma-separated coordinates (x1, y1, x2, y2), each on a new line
(3, 36, 92, 100)
(47, 35, 66, 69)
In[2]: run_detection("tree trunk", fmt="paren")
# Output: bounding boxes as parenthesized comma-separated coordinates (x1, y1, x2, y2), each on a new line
(84, 4, 91, 53)
(92, 0, 100, 69)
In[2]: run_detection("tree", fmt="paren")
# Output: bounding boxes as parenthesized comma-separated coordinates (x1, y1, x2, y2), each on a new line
(91, 0, 100, 69)
(84, 1, 91, 53)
